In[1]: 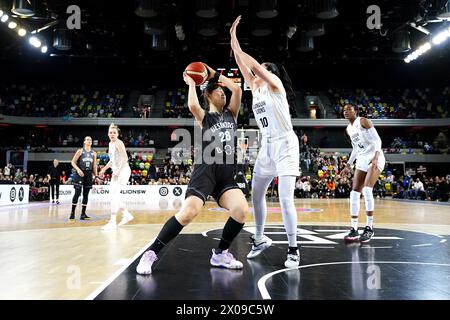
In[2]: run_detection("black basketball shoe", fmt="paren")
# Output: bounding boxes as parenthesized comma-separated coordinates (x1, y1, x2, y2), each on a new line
(80, 213, 91, 220)
(359, 226, 374, 243)
(344, 228, 360, 242)
(69, 213, 75, 222)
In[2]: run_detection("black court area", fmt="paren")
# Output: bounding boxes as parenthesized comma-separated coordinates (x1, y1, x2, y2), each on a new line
(95, 226, 450, 300)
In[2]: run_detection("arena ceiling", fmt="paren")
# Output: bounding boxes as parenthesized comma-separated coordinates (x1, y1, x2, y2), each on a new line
(0, 0, 449, 68)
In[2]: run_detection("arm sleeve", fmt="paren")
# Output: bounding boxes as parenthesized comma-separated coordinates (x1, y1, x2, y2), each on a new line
(366, 126, 382, 152)
(347, 148, 357, 166)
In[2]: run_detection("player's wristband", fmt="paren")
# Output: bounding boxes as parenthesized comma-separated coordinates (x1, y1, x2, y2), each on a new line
(211, 70, 220, 83)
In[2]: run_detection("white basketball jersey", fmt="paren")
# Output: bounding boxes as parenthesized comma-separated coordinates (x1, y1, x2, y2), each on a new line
(109, 141, 126, 172)
(346, 117, 378, 157)
(252, 85, 293, 138)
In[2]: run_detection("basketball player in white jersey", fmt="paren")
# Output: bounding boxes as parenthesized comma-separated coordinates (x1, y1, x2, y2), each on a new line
(340, 104, 385, 242)
(99, 123, 134, 230)
(230, 16, 300, 267)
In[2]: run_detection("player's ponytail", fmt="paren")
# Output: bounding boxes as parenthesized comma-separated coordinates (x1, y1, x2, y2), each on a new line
(263, 62, 297, 114)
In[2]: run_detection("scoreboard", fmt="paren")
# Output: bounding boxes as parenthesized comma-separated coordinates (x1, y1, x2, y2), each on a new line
(200, 67, 250, 91)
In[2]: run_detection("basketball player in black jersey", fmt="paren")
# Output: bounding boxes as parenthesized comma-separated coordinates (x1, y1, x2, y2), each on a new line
(69, 136, 98, 222)
(137, 64, 249, 274)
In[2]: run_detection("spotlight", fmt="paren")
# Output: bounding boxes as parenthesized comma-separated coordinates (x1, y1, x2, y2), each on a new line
(432, 30, 450, 45)
(18, 28, 26, 36)
(316, 0, 339, 19)
(41, 45, 48, 53)
(0, 10, 3, 17)
(29, 36, 41, 48)
(437, 1, 450, 21)
(255, 0, 278, 19)
(8, 21, 17, 29)
(196, 0, 219, 18)
(11, 0, 35, 17)
(135, 0, 160, 18)
(1, 14, 9, 23)
(419, 42, 431, 52)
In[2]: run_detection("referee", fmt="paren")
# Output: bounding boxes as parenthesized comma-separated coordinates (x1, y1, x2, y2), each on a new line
(47, 159, 61, 204)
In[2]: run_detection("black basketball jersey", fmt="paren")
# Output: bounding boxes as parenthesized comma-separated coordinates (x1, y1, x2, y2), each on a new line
(200, 109, 237, 164)
(77, 149, 95, 171)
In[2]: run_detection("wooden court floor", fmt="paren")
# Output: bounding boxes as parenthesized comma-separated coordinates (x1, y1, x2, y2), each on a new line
(0, 198, 448, 299)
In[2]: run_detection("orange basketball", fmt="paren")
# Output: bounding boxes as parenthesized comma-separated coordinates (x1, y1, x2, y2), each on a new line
(185, 62, 208, 86)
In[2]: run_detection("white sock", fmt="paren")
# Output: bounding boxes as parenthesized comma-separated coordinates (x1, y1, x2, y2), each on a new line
(366, 216, 374, 228)
(251, 174, 274, 240)
(351, 218, 359, 230)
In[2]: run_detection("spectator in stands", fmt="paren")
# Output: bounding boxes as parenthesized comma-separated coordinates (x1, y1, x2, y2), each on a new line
(410, 178, 425, 200)
(424, 142, 433, 154)
(295, 177, 303, 198)
(437, 176, 450, 201)
(326, 178, 336, 198)
(335, 177, 351, 198)
(393, 176, 405, 199)
(434, 131, 449, 154)
(425, 177, 437, 200)
(403, 175, 412, 195)
(4, 163, 12, 178)
(373, 177, 386, 198)
(60, 171, 67, 184)
(302, 177, 311, 198)
(14, 168, 23, 182)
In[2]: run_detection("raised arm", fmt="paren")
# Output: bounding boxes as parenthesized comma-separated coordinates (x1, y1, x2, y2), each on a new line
(230, 21, 256, 91)
(183, 72, 205, 125)
(230, 16, 283, 92)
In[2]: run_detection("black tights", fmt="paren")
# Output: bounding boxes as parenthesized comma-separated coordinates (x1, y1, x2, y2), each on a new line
(72, 187, 91, 214)
(50, 180, 59, 200)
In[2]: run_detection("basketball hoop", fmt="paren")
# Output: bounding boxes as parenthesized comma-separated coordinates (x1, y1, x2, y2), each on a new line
(237, 137, 248, 164)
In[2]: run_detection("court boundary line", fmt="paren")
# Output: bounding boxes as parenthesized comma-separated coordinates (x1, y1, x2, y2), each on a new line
(385, 198, 450, 206)
(85, 237, 155, 300)
(257, 261, 450, 300)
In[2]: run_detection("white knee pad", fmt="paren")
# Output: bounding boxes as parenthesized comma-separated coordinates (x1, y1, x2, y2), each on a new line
(362, 186, 374, 212)
(350, 190, 361, 216)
